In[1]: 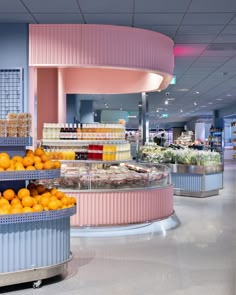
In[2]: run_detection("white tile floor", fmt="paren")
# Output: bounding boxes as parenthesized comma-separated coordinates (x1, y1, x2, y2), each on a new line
(1, 162, 236, 294)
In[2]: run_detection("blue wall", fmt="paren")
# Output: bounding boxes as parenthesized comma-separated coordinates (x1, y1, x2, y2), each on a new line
(0, 24, 28, 111)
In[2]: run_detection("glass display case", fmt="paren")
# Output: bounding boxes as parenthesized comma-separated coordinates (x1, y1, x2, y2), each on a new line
(38, 161, 174, 227)
(40, 161, 171, 191)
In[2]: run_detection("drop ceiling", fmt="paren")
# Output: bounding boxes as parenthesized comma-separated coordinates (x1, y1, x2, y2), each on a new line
(1, 0, 236, 125)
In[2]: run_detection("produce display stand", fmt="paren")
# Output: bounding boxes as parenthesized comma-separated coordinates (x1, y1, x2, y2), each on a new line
(0, 137, 76, 288)
(168, 163, 224, 197)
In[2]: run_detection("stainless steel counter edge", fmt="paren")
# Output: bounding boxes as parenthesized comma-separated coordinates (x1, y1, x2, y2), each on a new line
(166, 163, 224, 174)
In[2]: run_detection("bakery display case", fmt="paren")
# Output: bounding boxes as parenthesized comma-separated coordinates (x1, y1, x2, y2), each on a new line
(41, 161, 174, 227)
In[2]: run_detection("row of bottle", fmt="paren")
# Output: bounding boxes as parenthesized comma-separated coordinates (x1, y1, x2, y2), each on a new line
(43, 123, 125, 140)
(44, 143, 131, 161)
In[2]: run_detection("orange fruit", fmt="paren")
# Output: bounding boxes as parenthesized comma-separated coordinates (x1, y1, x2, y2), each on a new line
(50, 188, 58, 195)
(22, 196, 34, 207)
(53, 160, 61, 169)
(39, 196, 50, 207)
(26, 166, 36, 170)
(43, 160, 53, 170)
(34, 195, 41, 203)
(17, 188, 30, 199)
(41, 192, 51, 198)
(69, 196, 76, 205)
(22, 207, 34, 213)
(0, 167, 4, 171)
(30, 188, 39, 197)
(40, 154, 50, 163)
(11, 202, 23, 209)
(0, 157, 11, 170)
(15, 164, 25, 171)
(61, 197, 69, 206)
(0, 198, 9, 207)
(33, 156, 41, 164)
(22, 156, 34, 167)
(0, 152, 10, 159)
(34, 148, 44, 157)
(9, 206, 23, 214)
(32, 204, 43, 212)
(0, 207, 9, 215)
(12, 155, 23, 163)
(48, 200, 58, 210)
(49, 196, 58, 202)
(11, 198, 21, 206)
(26, 149, 34, 156)
(55, 191, 65, 200)
(3, 189, 15, 201)
(34, 162, 43, 170)
(36, 184, 46, 194)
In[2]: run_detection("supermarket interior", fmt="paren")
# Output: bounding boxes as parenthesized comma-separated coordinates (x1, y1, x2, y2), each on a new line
(1, 0, 236, 294)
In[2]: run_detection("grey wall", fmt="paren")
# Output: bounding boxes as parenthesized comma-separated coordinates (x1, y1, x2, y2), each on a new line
(66, 94, 80, 123)
(0, 24, 28, 111)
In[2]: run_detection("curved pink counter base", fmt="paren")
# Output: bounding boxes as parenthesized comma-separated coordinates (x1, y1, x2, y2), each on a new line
(69, 185, 173, 227)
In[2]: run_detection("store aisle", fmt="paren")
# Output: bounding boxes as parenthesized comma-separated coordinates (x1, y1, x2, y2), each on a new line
(1, 162, 236, 295)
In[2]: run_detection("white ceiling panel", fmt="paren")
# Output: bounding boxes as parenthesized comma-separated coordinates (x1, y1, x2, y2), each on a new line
(0, 0, 28, 13)
(135, 0, 191, 13)
(134, 13, 183, 26)
(188, 0, 236, 13)
(84, 14, 132, 26)
(182, 13, 234, 25)
(22, 0, 80, 13)
(78, 0, 133, 14)
(0, 13, 36, 23)
(177, 25, 224, 35)
(175, 35, 216, 44)
(34, 13, 84, 24)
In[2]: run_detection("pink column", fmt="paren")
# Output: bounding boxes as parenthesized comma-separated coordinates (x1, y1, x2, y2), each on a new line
(29, 67, 37, 147)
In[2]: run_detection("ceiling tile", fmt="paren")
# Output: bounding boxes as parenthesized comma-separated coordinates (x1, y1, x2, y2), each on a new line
(0, 13, 36, 23)
(0, 0, 28, 12)
(136, 25, 178, 38)
(134, 13, 183, 26)
(230, 16, 236, 24)
(22, 0, 80, 13)
(84, 14, 132, 26)
(174, 34, 216, 43)
(188, 0, 236, 13)
(221, 25, 236, 34)
(214, 35, 236, 43)
(34, 13, 84, 24)
(78, 0, 133, 13)
(135, 0, 191, 13)
(177, 25, 224, 35)
(182, 13, 234, 25)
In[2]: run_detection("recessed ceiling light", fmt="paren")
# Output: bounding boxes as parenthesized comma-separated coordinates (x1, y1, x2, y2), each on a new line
(120, 108, 123, 111)
(156, 109, 159, 112)
(226, 94, 232, 97)
(176, 88, 189, 92)
(208, 102, 213, 104)
(165, 100, 168, 105)
(195, 91, 200, 94)
(138, 103, 142, 107)
(194, 102, 197, 106)
(180, 109, 183, 112)
(216, 98, 223, 101)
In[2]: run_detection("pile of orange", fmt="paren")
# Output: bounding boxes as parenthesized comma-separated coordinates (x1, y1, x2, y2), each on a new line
(0, 148, 61, 171)
(0, 184, 76, 215)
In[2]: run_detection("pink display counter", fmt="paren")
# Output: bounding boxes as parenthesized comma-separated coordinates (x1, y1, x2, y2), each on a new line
(68, 185, 173, 227)
(40, 161, 174, 228)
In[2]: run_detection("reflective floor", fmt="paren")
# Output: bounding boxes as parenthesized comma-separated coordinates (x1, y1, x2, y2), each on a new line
(1, 162, 236, 294)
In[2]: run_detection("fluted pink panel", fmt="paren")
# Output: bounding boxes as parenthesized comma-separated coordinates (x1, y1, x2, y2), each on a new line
(69, 186, 173, 227)
(29, 24, 174, 92)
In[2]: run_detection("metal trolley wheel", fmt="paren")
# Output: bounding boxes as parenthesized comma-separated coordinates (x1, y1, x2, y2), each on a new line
(32, 280, 42, 289)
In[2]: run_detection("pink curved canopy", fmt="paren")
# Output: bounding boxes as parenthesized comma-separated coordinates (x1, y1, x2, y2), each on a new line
(29, 24, 174, 94)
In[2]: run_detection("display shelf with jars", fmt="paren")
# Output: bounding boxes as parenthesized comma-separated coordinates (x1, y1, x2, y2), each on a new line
(230, 121, 236, 159)
(39, 161, 174, 228)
